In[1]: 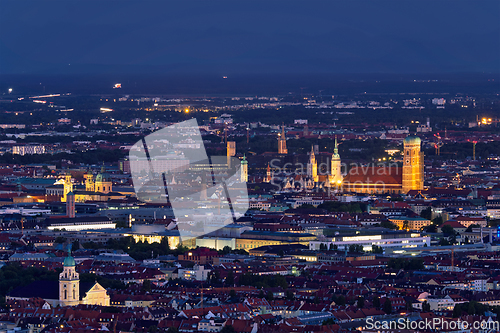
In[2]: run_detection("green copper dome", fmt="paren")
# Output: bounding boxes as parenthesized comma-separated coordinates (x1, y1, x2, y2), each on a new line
(96, 166, 111, 182)
(63, 255, 76, 267)
(404, 135, 421, 145)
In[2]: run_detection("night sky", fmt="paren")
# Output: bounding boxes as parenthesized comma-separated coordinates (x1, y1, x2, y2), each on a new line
(1, 0, 499, 75)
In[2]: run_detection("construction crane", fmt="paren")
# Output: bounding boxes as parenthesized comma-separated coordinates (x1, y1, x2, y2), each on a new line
(434, 133, 444, 156)
(467, 139, 478, 160)
(473, 140, 477, 161)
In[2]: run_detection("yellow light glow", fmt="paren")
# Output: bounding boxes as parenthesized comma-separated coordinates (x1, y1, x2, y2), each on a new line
(185, 108, 190, 113)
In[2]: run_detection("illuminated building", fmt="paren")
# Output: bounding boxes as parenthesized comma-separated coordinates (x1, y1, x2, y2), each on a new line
(59, 250, 80, 306)
(59, 250, 110, 306)
(264, 163, 272, 183)
(7, 250, 110, 307)
(59, 168, 125, 203)
(178, 265, 211, 281)
(341, 135, 424, 194)
(235, 231, 316, 251)
(402, 135, 424, 194)
(328, 137, 342, 186)
(307, 146, 318, 183)
(12, 145, 45, 155)
(310, 231, 430, 252)
(388, 216, 432, 230)
(240, 155, 248, 182)
(123, 224, 180, 249)
(62, 173, 73, 202)
(47, 216, 115, 231)
(278, 124, 287, 155)
(84, 171, 95, 192)
(227, 141, 236, 157)
(94, 166, 112, 194)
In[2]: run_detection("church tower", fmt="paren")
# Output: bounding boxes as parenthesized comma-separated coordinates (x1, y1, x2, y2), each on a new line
(307, 146, 318, 183)
(402, 135, 424, 194)
(240, 155, 248, 182)
(59, 249, 80, 307)
(84, 171, 95, 192)
(264, 163, 272, 183)
(62, 173, 73, 202)
(278, 124, 287, 155)
(66, 191, 75, 218)
(330, 137, 342, 185)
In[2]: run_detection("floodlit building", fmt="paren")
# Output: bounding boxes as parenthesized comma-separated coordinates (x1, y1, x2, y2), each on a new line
(7, 251, 110, 307)
(310, 231, 430, 252)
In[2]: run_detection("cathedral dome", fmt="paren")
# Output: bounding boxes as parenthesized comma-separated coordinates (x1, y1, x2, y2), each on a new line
(95, 172, 111, 182)
(63, 255, 76, 267)
(404, 135, 421, 145)
(95, 166, 111, 182)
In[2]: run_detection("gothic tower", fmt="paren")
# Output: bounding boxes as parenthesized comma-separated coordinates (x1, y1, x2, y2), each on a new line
(62, 172, 73, 202)
(227, 141, 236, 168)
(402, 135, 424, 194)
(330, 137, 342, 185)
(59, 249, 80, 307)
(307, 146, 318, 183)
(278, 124, 287, 155)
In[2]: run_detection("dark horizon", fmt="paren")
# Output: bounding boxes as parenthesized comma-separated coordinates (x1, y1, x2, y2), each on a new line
(1, 72, 499, 96)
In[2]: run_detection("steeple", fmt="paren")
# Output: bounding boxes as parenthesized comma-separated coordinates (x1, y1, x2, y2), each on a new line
(307, 145, 318, 182)
(240, 154, 248, 182)
(264, 162, 271, 183)
(330, 136, 342, 186)
(333, 136, 339, 158)
(278, 123, 288, 155)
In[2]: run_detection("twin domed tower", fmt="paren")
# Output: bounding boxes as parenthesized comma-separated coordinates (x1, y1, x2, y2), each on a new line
(61, 167, 113, 203)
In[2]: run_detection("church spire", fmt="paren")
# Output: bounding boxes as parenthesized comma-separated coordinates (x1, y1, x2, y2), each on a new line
(278, 123, 288, 155)
(333, 136, 340, 159)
